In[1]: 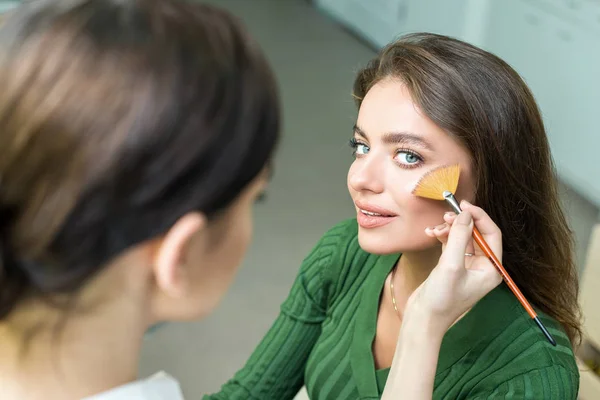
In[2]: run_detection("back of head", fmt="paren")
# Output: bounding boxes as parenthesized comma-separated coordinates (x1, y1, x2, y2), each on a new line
(0, 0, 279, 319)
(354, 33, 581, 345)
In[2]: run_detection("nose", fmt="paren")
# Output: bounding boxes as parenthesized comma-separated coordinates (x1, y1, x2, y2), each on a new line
(348, 155, 384, 194)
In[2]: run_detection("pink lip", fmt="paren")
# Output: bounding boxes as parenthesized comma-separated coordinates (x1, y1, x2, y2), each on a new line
(354, 201, 398, 229)
(354, 201, 397, 217)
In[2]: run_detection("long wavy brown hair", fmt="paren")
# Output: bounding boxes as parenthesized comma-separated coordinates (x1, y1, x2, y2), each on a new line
(353, 33, 581, 346)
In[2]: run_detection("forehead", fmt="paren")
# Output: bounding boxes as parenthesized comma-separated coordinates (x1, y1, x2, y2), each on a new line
(357, 78, 474, 175)
(357, 79, 451, 148)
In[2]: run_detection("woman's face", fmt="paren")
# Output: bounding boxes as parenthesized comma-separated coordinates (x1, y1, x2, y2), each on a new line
(163, 171, 269, 320)
(88, 170, 270, 328)
(347, 78, 475, 255)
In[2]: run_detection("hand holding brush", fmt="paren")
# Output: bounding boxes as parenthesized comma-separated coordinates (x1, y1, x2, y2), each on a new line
(412, 164, 557, 346)
(408, 206, 504, 330)
(384, 203, 504, 400)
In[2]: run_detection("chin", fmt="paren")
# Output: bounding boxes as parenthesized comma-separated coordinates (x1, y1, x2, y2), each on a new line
(357, 226, 438, 255)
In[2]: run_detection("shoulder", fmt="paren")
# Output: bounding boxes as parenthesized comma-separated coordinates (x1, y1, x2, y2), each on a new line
(483, 293, 577, 372)
(499, 304, 577, 373)
(291, 218, 361, 287)
(298, 218, 382, 299)
(467, 363, 579, 399)
(466, 303, 579, 398)
(303, 218, 361, 267)
(444, 285, 579, 398)
(468, 285, 577, 368)
(317, 218, 359, 247)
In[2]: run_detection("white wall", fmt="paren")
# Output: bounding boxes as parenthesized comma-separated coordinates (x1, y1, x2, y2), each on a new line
(317, 0, 600, 206)
(0, 1, 18, 13)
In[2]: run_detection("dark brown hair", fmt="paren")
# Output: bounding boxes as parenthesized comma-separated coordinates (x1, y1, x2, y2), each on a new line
(354, 33, 581, 345)
(0, 0, 279, 319)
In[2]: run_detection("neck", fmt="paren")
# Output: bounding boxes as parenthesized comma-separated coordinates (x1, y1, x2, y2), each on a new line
(0, 300, 146, 400)
(395, 245, 442, 296)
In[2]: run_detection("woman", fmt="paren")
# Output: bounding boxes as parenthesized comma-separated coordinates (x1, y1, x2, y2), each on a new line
(0, 0, 280, 398)
(206, 34, 581, 399)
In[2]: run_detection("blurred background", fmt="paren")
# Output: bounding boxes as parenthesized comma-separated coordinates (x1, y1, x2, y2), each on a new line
(3, 0, 599, 398)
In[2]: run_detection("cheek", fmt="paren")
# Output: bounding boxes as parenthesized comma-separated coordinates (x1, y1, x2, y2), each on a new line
(198, 205, 254, 280)
(406, 197, 448, 227)
(391, 186, 447, 228)
(220, 204, 254, 275)
(389, 171, 445, 218)
(386, 169, 449, 230)
(190, 208, 253, 316)
(235, 208, 253, 260)
(455, 170, 476, 204)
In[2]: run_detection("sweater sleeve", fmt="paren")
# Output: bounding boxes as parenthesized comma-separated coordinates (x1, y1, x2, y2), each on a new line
(203, 220, 355, 400)
(467, 365, 579, 400)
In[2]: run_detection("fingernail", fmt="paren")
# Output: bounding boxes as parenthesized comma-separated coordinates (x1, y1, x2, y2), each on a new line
(444, 212, 456, 218)
(461, 200, 473, 207)
(457, 211, 472, 225)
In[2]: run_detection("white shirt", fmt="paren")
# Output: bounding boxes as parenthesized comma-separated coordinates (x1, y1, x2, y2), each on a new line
(82, 372, 185, 400)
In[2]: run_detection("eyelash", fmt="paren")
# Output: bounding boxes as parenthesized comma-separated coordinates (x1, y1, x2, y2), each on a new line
(348, 138, 424, 169)
(348, 137, 361, 155)
(395, 148, 424, 169)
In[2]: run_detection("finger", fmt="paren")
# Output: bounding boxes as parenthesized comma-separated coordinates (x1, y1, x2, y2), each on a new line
(443, 213, 475, 253)
(439, 210, 474, 271)
(443, 212, 457, 225)
(425, 219, 448, 237)
(441, 213, 476, 257)
(460, 201, 500, 236)
(432, 223, 450, 247)
(460, 201, 502, 259)
(465, 238, 476, 256)
(433, 222, 449, 234)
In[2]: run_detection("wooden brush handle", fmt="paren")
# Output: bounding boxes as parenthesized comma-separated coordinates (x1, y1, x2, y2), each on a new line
(472, 226, 537, 319)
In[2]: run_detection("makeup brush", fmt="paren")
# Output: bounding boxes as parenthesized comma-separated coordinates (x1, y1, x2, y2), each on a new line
(412, 164, 556, 346)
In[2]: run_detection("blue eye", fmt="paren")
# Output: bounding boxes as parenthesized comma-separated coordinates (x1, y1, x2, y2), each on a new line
(395, 150, 422, 167)
(349, 138, 370, 156)
(355, 143, 369, 155)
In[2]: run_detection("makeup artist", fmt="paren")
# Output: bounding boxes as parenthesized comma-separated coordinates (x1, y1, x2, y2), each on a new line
(0, 1, 279, 399)
(207, 34, 581, 399)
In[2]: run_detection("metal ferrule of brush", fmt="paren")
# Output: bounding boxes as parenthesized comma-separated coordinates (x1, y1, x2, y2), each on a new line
(443, 191, 462, 214)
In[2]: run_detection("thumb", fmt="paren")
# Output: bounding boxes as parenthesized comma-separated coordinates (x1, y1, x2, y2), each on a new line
(439, 211, 473, 272)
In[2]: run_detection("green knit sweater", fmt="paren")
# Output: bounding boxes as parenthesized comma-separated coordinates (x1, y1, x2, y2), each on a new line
(205, 219, 579, 399)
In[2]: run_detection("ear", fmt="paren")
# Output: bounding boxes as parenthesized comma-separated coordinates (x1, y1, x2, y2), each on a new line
(153, 212, 206, 298)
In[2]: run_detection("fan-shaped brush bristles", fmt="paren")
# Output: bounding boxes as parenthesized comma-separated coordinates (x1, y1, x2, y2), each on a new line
(412, 164, 461, 200)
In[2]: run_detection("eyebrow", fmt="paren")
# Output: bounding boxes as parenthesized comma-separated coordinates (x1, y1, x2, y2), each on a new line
(353, 124, 434, 151)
